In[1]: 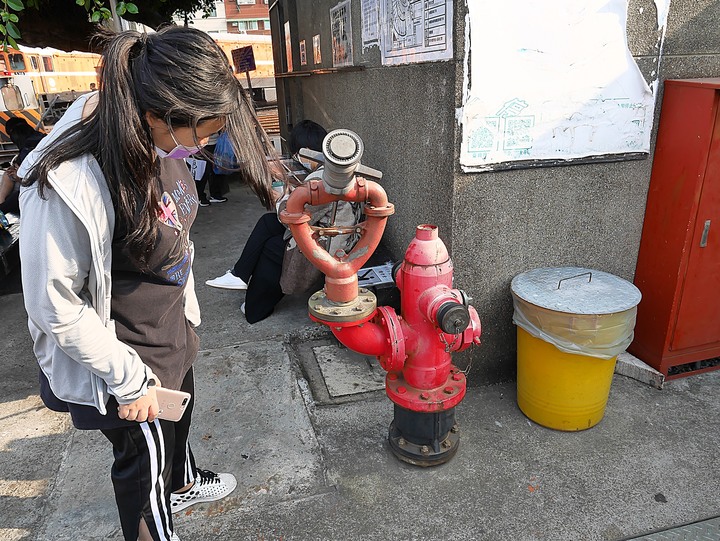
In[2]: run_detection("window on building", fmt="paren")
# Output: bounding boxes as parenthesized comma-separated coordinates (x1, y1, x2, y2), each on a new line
(238, 20, 259, 31)
(8, 54, 26, 71)
(42, 56, 54, 72)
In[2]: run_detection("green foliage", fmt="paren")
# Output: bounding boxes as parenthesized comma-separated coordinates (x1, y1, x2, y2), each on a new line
(0, 0, 218, 51)
(0, 0, 138, 49)
(1, 0, 23, 50)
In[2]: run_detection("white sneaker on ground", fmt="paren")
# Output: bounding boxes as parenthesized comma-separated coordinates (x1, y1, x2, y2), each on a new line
(240, 302, 246, 315)
(208, 196, 228, 203)
(170, 469, 237, 514)
(205, 270, 248, 290)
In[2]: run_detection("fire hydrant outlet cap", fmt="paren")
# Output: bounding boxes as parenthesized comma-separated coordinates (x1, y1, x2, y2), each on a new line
(437, 302, 471, 334)
(325, 130, 363, 165)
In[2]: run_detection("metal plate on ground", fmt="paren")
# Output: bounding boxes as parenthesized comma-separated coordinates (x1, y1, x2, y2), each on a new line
(312, 345, 386, 397)
(626, 515, 720, 540)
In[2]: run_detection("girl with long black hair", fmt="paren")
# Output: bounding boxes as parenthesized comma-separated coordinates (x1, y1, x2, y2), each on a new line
(18, 26, 274, 541)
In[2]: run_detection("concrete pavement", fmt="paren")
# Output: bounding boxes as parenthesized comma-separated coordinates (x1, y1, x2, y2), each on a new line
(1, 179, 719, 541)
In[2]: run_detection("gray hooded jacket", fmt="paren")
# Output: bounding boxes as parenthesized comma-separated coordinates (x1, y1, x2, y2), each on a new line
(18, 94, 201, 414)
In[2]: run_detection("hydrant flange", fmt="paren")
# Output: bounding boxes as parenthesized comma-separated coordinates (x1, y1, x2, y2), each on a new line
(386, 369, 467, 412)
(308, 288, 377, 324)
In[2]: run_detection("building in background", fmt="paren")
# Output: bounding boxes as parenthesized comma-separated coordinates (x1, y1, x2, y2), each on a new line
(174, 2, 279, 148)
(174, 1, 270, 36)
(224, 0, 270, 35)
(173, 1, 227, 34)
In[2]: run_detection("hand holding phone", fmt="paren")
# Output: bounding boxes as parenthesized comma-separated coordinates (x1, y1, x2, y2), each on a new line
(155, 387, 192, 422)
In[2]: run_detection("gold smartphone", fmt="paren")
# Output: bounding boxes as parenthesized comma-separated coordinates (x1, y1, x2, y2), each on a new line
(155, 388, 191, 422)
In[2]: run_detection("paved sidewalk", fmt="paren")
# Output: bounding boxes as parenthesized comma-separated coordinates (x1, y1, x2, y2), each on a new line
(1, 181, 719, 541)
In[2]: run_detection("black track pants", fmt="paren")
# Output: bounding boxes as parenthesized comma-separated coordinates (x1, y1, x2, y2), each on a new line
(233, 212, 287, 323)
(101, 369, 197, 541)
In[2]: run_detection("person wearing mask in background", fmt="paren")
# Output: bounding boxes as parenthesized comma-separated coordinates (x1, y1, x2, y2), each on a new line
(18, 27, 274, 541)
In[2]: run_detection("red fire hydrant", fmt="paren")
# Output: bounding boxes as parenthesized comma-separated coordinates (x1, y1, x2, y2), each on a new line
(280, 129, 482, 466)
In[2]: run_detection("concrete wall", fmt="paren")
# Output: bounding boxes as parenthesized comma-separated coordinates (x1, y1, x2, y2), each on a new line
(271, 0, 720, 385)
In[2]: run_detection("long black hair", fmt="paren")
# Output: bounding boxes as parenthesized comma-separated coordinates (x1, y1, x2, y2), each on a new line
(24, 26, 275, 268)
(289, 120, 327, 155)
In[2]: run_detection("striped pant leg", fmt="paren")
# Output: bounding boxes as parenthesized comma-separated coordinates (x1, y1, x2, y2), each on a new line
(172, 368, 198, 491)
(102, 420, 176, 541)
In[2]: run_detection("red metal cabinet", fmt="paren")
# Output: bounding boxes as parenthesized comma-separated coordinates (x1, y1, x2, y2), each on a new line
(629, 78, 720, 379)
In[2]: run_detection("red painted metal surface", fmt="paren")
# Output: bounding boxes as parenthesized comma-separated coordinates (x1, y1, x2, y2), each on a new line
(320, 222, 481, 412)
(629, 78, 720, 378)
(283, 172, 481, 411)
(280, 176, 394, 303)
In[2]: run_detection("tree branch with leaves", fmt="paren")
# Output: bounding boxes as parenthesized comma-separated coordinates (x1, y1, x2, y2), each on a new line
(0, 0, 215, 51)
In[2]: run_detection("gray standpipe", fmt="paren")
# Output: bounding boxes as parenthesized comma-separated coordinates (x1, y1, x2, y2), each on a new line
(298, 129, 383, 195)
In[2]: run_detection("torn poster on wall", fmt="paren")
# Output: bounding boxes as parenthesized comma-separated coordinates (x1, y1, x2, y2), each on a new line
(331, 0, 354, 67)
(460, 0, 666, 172)
(284, 20, 293, 72)
(361, 0, 453, 65)
(313, 34, 322, 65)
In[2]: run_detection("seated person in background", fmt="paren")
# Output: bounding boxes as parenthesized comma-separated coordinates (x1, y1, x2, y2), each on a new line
(0, 117, 46, 214)
(206, 119, 363, 324)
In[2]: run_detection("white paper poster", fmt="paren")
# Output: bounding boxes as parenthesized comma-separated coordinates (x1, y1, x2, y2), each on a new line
(361, 0, 380, 49)
(460, 0, 659, 171)
(331, 1, 354, 67)
(379, 0, 453, 65)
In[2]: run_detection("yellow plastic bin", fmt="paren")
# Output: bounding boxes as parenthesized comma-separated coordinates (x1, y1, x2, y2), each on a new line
(511, 267, 641, 431)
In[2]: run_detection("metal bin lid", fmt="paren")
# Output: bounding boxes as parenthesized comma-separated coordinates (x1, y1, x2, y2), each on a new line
(511, 267, 641, 315)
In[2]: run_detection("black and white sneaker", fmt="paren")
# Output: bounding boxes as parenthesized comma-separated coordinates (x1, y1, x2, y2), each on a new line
(208, 196, 228, 203)
(170, 469, 237, 513)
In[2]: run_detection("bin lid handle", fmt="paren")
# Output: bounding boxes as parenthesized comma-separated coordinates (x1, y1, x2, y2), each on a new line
(557, 271, 592, 290)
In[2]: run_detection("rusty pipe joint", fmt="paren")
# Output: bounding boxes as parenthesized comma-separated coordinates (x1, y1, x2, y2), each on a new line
(280, 177, 394, 305)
